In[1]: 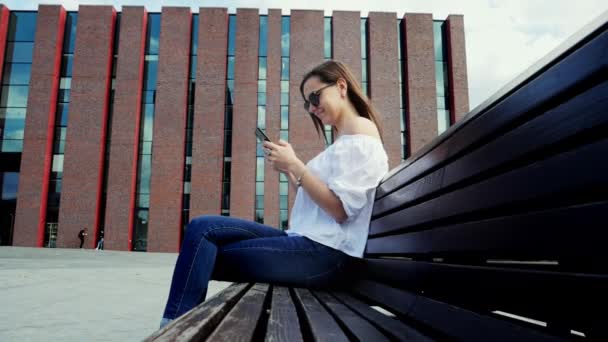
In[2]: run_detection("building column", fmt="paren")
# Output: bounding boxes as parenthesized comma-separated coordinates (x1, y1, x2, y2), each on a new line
(190, 8, 228, 219)
(332, 11, 362, 84)
(13, 5, 66, 247)
(147, 7, 191, 253)
(56, 5, 116, 249)
(288, 10, 325, 212)
(446, 15, 469, 123)
(368, 12, 401, 169)
(103, 6, 147, 251)
(403, 13, 437, 155)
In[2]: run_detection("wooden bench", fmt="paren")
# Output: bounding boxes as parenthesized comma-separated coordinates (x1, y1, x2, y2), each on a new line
(146, 12, 608, 341)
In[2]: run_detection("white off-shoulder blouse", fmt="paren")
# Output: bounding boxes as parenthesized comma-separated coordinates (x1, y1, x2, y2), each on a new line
(286, 134, 389, 258)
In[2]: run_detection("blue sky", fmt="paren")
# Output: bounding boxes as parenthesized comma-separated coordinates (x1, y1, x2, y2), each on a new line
(6, 0, 608, 110)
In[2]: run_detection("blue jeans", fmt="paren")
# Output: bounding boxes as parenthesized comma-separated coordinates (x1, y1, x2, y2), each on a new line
(161, 215, 352, 321)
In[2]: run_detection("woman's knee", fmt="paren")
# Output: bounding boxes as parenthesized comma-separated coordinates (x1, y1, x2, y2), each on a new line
(185, 215, 223, 240)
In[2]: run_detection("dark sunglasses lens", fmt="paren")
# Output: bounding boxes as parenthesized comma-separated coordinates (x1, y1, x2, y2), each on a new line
(309, 93, 319, 107)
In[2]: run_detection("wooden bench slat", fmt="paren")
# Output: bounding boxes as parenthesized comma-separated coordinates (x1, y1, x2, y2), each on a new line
(373, 80, 608, 217)
(144, 283, 250, 341)
(312, 290, 390, 342)
(367, 202, 608, 264)
(370, 137, 608, 236)
(332, 292, 434, 342)
(376, 29, 608, 200)
(359, 258, 607, 334)
(265, 286, 303, 342)
(206, 283, 269, 342)
(351, 280, 564, 342)
(292, 288, 349, 342)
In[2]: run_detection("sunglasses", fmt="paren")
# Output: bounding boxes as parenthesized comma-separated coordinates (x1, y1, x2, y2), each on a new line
(303, 83, 336, 113)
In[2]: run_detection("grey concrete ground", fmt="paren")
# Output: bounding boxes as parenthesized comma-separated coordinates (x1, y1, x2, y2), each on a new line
(0, 246, 231, 341)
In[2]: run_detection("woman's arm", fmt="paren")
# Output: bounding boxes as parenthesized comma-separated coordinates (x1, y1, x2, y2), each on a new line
(286, 171, 299, 193)
(290, 160, 348, 224)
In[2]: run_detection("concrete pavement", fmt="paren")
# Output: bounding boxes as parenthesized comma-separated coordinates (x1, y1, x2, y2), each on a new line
(0, 246, 231, 341)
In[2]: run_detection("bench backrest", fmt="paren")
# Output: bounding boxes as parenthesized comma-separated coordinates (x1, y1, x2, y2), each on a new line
(355, 12, 608, 341)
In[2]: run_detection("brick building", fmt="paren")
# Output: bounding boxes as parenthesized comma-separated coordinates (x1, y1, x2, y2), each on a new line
(0, 4, 468, 252)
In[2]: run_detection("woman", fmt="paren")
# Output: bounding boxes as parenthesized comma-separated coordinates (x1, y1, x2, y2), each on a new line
(160, 60, 389, 328)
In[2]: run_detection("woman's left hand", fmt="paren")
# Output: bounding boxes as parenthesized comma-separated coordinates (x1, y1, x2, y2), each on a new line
(263, 139, 300, 174)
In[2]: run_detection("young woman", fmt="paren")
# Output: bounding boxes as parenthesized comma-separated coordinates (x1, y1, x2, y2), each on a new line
(160, 60, 389, 328)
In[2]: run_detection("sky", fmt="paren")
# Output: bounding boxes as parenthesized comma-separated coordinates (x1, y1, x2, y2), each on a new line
(5, 0, 608, 111)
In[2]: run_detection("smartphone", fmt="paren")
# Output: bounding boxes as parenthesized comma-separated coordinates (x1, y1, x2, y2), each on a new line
(255, 127, 271, 143)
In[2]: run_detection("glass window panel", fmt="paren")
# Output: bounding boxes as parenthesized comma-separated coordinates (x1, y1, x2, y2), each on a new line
(142, 90, 155, 104)
(256, 141, 264, 156)
(1, 107, 26, 139)
(255, 209, 264, 223)
(257, 106, 265, 129)
(228, 15, 236, 56)
(256, 195, 264, 209)
(224, 105, 233, 128)
(221, 182, 230, 209)
(281, 92, 289, 106)
(3, 63, 31, 85)
(433, 21, 445, 61)
(437, 96, 446, 109)
(258, 80, 266, 93)
(1, 139, 22, 152)
(62, 13, 78, 54)
(257, 93, 266, 106)
(280, 195, 288, 210)
(399, 84, 403, 108)
(142, 104, 154, 141)
(138, 155, 151, 194)
(280, 182, 288, 195)
(138, 141, 151, 155)
(52, 154, 64, 172)
(189, 56, 197, 80)
(1, 172, 19, 200)
(56, 103, 68, 126)
(0, 85, 29, 107)
(8, 12, 37, 42)
(227, 56, 235, 80)
(191, 14, 199, 53)
(223, 160, 231, 181)
(58, 89, 70, 103)
(6, 42, 33, 63)
(280, 173, 287, 182)
(183, 182, 191, 194)
(281, 80, 289, 93)
(324, 17, 332, 58)
(280, 130, 288, 142)
(281, 17, 290, 57)
(256, 158, 264, 182)
(437, 109, 450, 135)
(224, 129, 232, 156)
(280, 106, 289, 130)
(146, 14, 161, 55)
(360, 19, 367, 59)
(281, 57, 289, 80)
(280, 210, 288, 229)
(138, 194, 150, 207)
(258, 57, 267, 80)
(144, 60, 158, 90)
(259, 16, 268, 56)
(59, 77, 71, 89)
(436, 62, 446, 96)
(361, 60, 367, 82)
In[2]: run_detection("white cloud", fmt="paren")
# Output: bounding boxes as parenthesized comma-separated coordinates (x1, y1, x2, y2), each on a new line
(5, 0, 608, 110)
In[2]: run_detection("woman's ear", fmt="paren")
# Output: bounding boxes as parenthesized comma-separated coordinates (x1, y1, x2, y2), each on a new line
(337, 78, 348, 98)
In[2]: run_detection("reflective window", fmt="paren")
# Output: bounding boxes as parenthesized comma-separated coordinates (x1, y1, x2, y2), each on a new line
(258, 57, 267, 80)
(143, 60, 158, 90)
(227, 56, 235, 80)
(281, 57, 289, 80)
(256, 158, 264, 182)
(191, 14, 199, 53)
(280, 195, 288, 210)
(258, 80, 266, 93)
(256, 182, 264, 195)
(280, 107, 289, 130)
(146, 14, 161, 55)
(257, 106, 265, 128)
(324, 17, 332, 59)
(259, 16, 268, 57)
(0, 108, 26, 139)
(5, 42, 33, 63)
(281, 17, 290, 57)
(0, 85, 29, 107)
(63, 13, 78, 53)
(1, 172, 19, 200)
(228, 15, 236, 56)
(257, 93, 266, 106)
(7, 12, 37, 42)
(2, 63, 31, 85)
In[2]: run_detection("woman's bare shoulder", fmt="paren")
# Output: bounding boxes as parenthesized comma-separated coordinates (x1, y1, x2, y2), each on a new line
(352, 117, 381, 139)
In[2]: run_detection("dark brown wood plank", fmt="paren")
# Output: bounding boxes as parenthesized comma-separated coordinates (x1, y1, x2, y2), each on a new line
(375, 29, 608, 199)
(332, 292, 434, 342)
(373, 80, 608, 217)
(292, 288, 349, 342)
(367, 202, 608, 265)
(206, 283, 269, 341)
(351, 280, 564, 342)
(265, 286, 303, 342)
(359, 258, 607, 335)
(313, 290, 390, 342)
(144, 282, 250, 341)
(370, 137, 608, 236)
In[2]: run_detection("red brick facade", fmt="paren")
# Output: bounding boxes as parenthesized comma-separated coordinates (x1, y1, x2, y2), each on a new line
(6, 6, 468, 251)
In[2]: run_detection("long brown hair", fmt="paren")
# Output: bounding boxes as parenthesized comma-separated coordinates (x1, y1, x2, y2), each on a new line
(299, 60, 384, 145)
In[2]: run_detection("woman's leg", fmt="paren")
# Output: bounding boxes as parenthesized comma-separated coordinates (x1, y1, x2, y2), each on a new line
(212, 235, 351, 289)
(161, 215, 286, 322)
